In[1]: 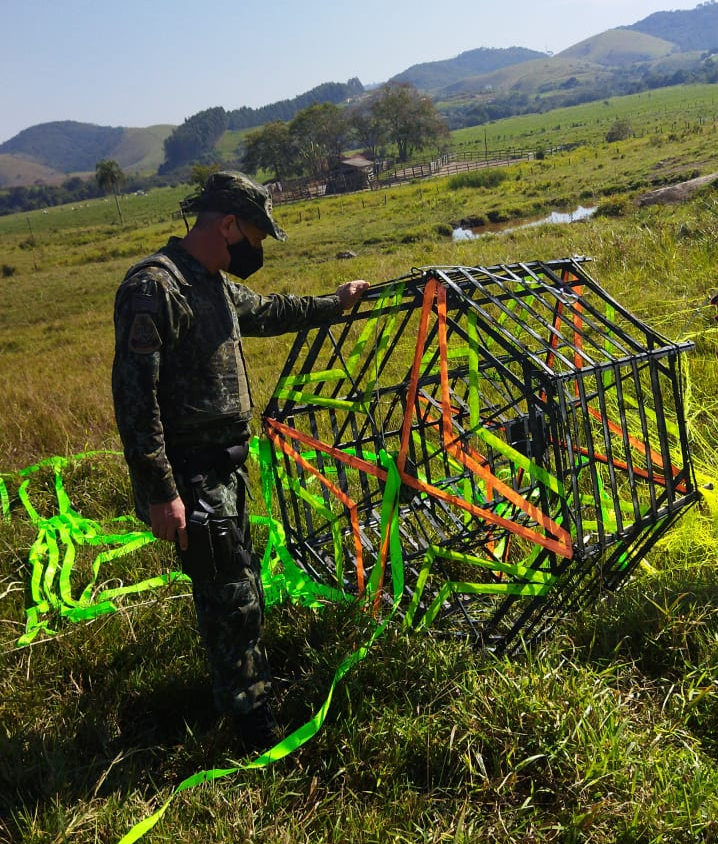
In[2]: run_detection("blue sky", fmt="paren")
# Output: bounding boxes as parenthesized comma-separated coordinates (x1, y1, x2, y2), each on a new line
(1, 0, 702, 143)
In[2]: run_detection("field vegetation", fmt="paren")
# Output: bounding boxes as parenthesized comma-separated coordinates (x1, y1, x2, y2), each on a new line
(451, 82, 718, 155)
(2, 83, 718, 843)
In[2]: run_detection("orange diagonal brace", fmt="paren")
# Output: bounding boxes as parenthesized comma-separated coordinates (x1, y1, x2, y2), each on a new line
(266, 421, 368, 595)
(435, 282, 573, 557)
(265, 418, 384, 481)
(586, 405, 682, 482)
(568, 441, 687, 495)
(397, 275, 439, 475)
(268, 410, 572, 569)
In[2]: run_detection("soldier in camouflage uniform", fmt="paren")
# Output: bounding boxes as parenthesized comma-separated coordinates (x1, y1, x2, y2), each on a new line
(112, 171, 369, 752)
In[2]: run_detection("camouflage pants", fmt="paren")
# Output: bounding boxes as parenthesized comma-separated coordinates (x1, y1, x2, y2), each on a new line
(175, 464, 272, 716)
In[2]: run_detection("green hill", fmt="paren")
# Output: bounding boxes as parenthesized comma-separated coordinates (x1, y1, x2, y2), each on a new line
(432, 22, 715, 130)
(0, 122, 175, 187)
(437, 55, 611, 98)
(389, 47, 546, 92)
(436, 30, 679, 102)
(106, 125, 175, 173)
(1, 122, 124, 171)
(558, 28, 678, 66)
(0, 153, 68, 187)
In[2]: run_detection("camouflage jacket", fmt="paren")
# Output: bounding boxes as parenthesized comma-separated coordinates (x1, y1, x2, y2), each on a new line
(112, 236, 342, 519)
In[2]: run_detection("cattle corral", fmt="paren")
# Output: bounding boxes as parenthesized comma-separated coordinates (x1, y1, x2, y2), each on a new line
(271, 147, 545, 203)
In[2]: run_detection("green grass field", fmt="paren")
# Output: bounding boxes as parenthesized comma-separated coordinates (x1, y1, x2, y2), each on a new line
(452, 82, 718, 154)
(3, 83, 718, 843)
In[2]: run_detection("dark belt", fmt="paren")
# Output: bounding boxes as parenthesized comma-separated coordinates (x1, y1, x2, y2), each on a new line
(169, 441, 250, 478)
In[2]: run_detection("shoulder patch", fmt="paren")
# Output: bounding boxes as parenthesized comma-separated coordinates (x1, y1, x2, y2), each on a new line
(129, 313, 162, 354)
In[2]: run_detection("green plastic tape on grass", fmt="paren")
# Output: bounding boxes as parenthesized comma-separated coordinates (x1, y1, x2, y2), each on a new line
(117, 449, 406, 844)
(1, 451, 163, 646)
(117, 632, 377, 844)
(0, 476, 9, 520)
(2, 446, 407, 844)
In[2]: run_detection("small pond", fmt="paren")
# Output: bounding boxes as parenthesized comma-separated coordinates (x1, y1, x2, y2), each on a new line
(453, 205, 598, 241)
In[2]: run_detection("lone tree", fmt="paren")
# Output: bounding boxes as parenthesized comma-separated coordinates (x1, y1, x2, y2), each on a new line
(347, 99, 387, 160)
(242, 104, 349, 182)
(372, 82, 449, 162)
(242, 120, 295, 183)
(190, 163, 221, 189)
(289, 103, 348, 180)
(95, 159, 125, 224)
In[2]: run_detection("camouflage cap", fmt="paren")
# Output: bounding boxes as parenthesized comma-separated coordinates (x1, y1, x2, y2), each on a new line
(183, 171, 287, 241)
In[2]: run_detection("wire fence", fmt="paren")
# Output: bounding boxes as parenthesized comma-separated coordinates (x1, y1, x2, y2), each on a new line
(271, 147, 550, 204)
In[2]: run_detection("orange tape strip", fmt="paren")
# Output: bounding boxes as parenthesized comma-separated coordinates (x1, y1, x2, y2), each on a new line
(586, 405, 679, 477)
(562, 273, 584, 373)
(568, 441, 687, 495)
(398, 275, 439, 474)
(546, 299, 563, 375)
(427, 285, 572, 555)
(266, 423, 367, 594)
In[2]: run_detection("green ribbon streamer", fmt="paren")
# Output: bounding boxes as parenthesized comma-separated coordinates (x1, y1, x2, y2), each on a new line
(271, 390, 371, 414)
(117, 450, 406, 844)
(0, 476, 9, 520)
(1, 423, 653, 841)
(1, 446, 405, 841)
(271, 282, 404, 411)
(2, 453, 161, 647)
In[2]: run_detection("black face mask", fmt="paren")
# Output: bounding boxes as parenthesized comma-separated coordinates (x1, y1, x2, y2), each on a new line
(226, 237, 264, 278)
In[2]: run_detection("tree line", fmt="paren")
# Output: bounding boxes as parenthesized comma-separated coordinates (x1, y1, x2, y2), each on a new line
(0, 170, 177, 217)
(227, 79, 364, 130)
(159, 82, 449, 178)
(241, 82, 450, 182)
(160, 79, 366, 172)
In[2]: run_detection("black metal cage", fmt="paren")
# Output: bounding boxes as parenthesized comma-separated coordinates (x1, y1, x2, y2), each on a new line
(262, 257, 697, 653)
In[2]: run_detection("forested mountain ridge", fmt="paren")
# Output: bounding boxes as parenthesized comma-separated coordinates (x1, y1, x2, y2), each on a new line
(626, 1, 718, 51)
(227, 79, 365, 130)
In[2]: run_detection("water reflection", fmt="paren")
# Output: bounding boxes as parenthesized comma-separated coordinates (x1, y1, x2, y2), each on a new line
(453, 205, 598, 240)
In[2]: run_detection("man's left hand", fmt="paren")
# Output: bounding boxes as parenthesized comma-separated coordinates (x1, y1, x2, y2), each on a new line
(336, 279, 370, 310)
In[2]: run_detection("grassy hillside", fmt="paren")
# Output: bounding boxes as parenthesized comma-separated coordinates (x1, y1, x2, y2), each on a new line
(0, 122, 176, 186)
(213, 127, 251, 160)
(0, 121, 124, 171)
(110, 124, 175, 173)
(2, 84, 718, 843)
(451, 83, 718, 158)
(439, 55, 612, 98)
(439, 30, 686, 103)
(390, 46, 547, 92)
(0, 152, 68, 187)
(558, 28, 678, 66)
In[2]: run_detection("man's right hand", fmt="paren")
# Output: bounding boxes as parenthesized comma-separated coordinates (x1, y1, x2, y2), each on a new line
(336, 279, 370, 310)
(150, 496, 188, 550)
